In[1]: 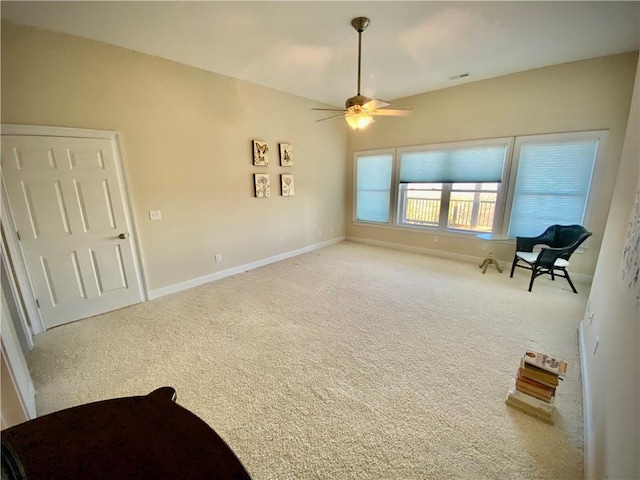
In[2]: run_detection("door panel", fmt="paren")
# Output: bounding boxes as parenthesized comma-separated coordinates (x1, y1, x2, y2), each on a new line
(2, 134, 142, 328)
(68, 147, 105, 170)
(75, 179, 117, 232)
(22, 179, 72, 238)
(41, 252, 87, 304)
(90, 245, 128, 294)
(11, 146, 57, 171)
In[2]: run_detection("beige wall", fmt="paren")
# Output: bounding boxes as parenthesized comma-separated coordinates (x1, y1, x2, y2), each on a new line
(582, 61, 639, 479)
(1, 21, 347, 292)
(346, 52, 639, 276)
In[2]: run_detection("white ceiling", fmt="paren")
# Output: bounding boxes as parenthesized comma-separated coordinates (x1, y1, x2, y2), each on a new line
(2, 1, 639, 107)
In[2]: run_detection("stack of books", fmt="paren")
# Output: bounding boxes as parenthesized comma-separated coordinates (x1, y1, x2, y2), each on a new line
(505, 350, 568, 425)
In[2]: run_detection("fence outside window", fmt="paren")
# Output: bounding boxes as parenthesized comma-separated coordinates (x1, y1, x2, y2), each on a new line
(402, 194, 496, 232)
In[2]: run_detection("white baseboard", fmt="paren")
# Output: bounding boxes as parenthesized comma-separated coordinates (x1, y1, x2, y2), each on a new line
(149, 237, 346, 300)
(578, 321, 594, 479)
(346, 236, 593, 284)
(346, 236, 498, 265)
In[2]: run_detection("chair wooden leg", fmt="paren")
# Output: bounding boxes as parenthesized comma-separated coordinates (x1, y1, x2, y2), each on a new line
(564, 270, 578, 294)
(510, 258, 518, 278)
(528, 270, 536, 292)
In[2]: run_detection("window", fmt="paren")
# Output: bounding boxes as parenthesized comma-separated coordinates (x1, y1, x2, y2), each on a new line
(354, 152, 393, 223)
(448, 183, 499, 232)
(398, 182, 499, 232)
(400, 183, 442, 227)
(396, 140, 511, 233)
(506, 132, 605, 237)
(352, 131, 606, 238)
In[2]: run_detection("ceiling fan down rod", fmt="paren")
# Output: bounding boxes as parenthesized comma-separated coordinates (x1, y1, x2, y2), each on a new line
(357, 29, 362, 95)
(351, 17, 370, 96)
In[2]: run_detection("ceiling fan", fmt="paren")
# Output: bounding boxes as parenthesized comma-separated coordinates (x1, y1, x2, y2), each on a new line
(313, 17, 412, 131)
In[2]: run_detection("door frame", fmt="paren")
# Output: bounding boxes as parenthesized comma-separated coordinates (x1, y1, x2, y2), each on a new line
(1, 287, 36, 421)
(1, 221, 35, 349)
(1, 124, 148, 334)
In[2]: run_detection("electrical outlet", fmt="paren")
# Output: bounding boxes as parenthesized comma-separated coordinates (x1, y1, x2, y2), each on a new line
(215, 254, 222, 262)
(481, 243, 488, 250)
(593, 335, 600, 355)
(149, 210, 162, 221)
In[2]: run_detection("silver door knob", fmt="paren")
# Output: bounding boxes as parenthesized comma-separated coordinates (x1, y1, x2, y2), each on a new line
(118, 233, 129, 240)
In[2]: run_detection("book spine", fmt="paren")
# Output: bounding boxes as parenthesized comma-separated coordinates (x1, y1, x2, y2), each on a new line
(506, 395, 555, 418)
(516, 374, 557, 395)
(507, 391, 556, 416)
(506, 397, 556, 425)
(518, 365, 559, 386)
(515, 382, 554, 403)
(523, 351, 568, 376)
(508, 385, 556, 414)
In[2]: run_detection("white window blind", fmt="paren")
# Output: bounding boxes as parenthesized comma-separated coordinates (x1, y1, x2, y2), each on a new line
(508, 139, 598, 237)
(355, 154, 393, 223)
(399, 146, 507, 183)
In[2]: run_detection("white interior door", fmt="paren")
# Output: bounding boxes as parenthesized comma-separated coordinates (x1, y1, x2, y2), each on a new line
(1, 133, 143, 329)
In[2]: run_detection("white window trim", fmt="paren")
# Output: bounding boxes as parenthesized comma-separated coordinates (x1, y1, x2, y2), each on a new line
(395, 137, 514, 235)
(352, 131, 607, 241)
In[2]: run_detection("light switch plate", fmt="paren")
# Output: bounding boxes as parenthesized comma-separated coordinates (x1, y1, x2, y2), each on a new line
(149, 210, 162, 220)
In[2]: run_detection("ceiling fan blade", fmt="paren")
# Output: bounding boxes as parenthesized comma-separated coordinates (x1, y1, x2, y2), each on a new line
(312, 107, 348, 112)
(363, 99, 390, 111)
(370, 108, 413, 117)
(315, 113, 347, 122)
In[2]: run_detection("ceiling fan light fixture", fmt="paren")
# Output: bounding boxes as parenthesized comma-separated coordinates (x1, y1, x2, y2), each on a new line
(312, 16, 411, 127)
(345, 112, 373, 130)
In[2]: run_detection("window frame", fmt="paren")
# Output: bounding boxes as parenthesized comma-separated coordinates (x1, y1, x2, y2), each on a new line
(352, 148, 397, 226)
(352, 131, 607, 240)
(502, 130, 609, 237)
(394, 137, 514, 234)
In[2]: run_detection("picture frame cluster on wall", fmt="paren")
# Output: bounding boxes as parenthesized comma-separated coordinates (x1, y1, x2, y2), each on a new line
(252, 140, 294, 198)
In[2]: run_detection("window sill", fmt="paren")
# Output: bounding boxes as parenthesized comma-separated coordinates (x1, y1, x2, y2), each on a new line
(351, 221, 590, 253)
(352, 220, 509, 241)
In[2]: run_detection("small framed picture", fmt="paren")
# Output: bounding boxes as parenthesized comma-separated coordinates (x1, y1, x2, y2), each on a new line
(254, 174, 270, 197)
(279, 143, 293, 166)
(281, 174, 294, 196)
(253, 140, 269, 166)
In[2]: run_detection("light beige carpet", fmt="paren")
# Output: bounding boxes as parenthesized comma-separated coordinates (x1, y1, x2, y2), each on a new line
(27, 241, 587, 479)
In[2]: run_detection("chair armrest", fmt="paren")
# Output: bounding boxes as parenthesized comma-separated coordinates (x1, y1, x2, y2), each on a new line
(516, 236, 546, 252)
(537, 246, 572, 266)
